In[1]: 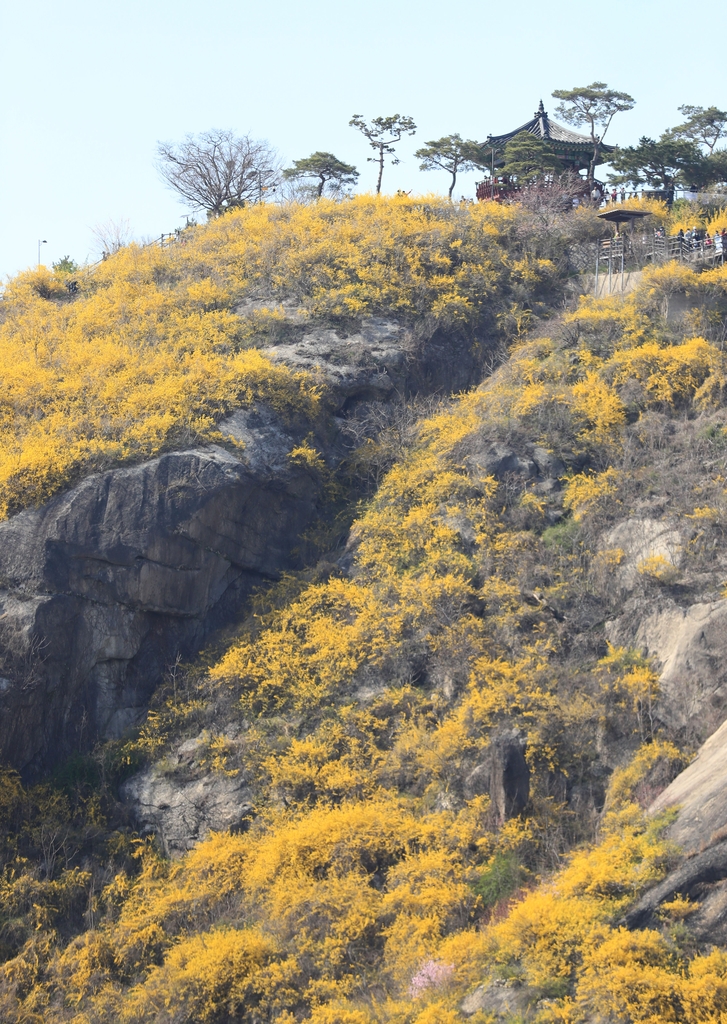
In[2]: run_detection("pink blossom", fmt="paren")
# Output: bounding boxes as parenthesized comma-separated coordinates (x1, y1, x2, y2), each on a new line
(409, 959, 455, 998)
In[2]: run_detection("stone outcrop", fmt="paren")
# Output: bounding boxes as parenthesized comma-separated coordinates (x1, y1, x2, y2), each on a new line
(0, 435, 320, 774)
(0, 316, 488, 777)
(651, 716, 727, 853)
(601, 517, 682, 588)
(265, 316, 486, 405)
(625, 837, 727, 943)
(605, 595, 727, 740)
(121, 732, 253, 856)
(624, 719, 727, 941)
(461, 980, 539, 1019)
(602, 516, 727, 739)
(467, 441, 566, 487)
(463, 729, 530, 821)
(634, 600, 727, 736)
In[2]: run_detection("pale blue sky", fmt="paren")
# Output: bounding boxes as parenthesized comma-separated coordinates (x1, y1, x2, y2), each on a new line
(1, 0, 725, 278)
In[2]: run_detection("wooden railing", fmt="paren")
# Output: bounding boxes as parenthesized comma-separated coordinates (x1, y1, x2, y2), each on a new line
(476, 177, 607, 203)
(592, 231, 725, 295)
(595, 233, 726, 267)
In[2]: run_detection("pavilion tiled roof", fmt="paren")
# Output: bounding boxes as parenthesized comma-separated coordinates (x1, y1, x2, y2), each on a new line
(484, 100, 615, 153)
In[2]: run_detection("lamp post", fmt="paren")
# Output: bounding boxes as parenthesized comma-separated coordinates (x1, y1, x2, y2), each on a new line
(258, 169, 274, 204)
(37, 239, 47, 266)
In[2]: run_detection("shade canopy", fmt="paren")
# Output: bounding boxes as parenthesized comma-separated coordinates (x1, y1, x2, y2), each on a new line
(597, 209, 652, 225)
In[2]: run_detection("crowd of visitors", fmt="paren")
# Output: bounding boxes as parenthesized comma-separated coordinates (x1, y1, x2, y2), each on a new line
(590, 185, 641, 204)
(673, 225, 727, 253)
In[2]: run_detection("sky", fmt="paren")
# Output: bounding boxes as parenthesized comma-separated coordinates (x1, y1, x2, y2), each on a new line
(1, 0, 725, 279)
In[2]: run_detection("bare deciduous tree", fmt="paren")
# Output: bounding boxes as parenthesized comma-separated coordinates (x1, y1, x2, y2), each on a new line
(156, 129, 281, 216)
(91, 218, 133, 258)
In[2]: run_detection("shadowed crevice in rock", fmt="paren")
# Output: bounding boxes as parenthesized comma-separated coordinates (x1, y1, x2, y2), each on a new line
(463, 729, 530, 822)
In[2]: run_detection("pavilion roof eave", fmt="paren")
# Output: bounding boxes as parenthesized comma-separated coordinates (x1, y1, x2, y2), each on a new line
(483, 127, 615, 154)
(480, 101, 615, 155)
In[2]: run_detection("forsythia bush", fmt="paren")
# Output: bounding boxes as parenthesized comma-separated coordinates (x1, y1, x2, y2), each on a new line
(0, 195, 556, 519)
(4, 220, 727, 1020)
(0, 250, 322, 518)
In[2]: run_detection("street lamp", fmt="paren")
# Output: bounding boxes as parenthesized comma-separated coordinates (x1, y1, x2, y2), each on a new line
(256, 169, 275, 204)
(37, 239, 48, 266)
(242, 168, 277, 206)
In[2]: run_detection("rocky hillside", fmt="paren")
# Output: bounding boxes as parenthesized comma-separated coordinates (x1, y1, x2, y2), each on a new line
(0, 196, 574, 775)
(2, 197, 727, 1023)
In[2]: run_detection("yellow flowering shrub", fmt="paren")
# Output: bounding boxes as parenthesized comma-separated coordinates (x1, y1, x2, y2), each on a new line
(637, 553, 681, 584)
(707, 210, 727, 234)
(563, 468, 620, 521)
(0, 249, 322, 518)
(0, 195, 560, 520)
(6, 214, 727, 1022)
(605, 740, 688, 811)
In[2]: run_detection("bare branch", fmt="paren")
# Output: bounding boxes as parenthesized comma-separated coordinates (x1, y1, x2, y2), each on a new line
(156, 129, 281, 216)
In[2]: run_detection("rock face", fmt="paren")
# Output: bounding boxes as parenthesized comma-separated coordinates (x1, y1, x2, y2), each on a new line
(625, 837, 727, 942)
(624, 720, 727, 942)
(651, 716, 727, 853)
(602, 516, 727, 740)
(121, 733, 253, 856)
(463, 730, 530, 822)
(606, 592, 727, 741)
(601, 517, 682, 588)
(0, 316, 487, 777)
(461, 980, 539, 1019)
(0, 438, 320, 774)
(266, 317, 486, 405)
(634, 600, 727, 736)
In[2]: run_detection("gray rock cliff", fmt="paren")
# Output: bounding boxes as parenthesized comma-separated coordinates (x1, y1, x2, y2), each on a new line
(0, 438, 320, 774)
(602, 516, 727, 740)
(121, 731, 254, 856)
(625, 719, 727, 942)
(0, 316, 487, 776)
